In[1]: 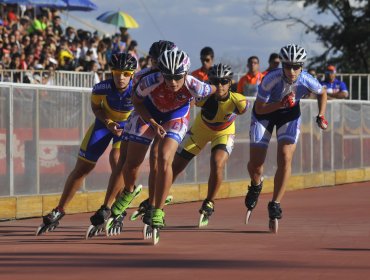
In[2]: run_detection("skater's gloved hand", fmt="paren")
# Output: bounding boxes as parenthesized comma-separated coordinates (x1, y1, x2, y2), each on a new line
(150, 121, 166, 138)
(316, 115, 328, 130)
(105, 119, 123, 136)
(281, 92, 296, 108)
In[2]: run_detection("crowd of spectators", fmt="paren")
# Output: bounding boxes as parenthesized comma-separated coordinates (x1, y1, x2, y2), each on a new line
(0, 4, 146, 84)
(0, 4, 350, 99)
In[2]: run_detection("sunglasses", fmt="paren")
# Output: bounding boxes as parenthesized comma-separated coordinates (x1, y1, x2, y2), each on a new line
(201, 57, 212, 63)
(210, 78, 230, 85)
(163, 74, 184, 81)
(283, 63, 302, 70)
(111, 70, 134, 77)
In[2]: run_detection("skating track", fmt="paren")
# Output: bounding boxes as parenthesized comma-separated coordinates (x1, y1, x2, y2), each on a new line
(1, 181, 369, 280)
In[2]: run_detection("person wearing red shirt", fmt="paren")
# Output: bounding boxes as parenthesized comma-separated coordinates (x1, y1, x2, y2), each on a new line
(237, 56, 264, 97)
(191, 46, 214, 82)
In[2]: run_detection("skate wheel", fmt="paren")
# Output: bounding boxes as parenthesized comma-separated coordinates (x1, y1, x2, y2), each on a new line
(35, 224, 45, 236)
(143, 224, 152, 240)
(198, 213, 209, 228)
(152, 228, 160, 245)
(133, 184, 143, 197)
(105, 217, 114, 236)
(245, 210, 252, 224)
(85, 225, 95, 240)
(130, 210, 142, 221)
(269, 219, 278, 234)
(164, 195, 173, 205)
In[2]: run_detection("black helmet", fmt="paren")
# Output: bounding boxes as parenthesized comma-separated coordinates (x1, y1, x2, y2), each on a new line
(148, 40, 176, 60)
(208, 63, 233, 80)
(109, 52, 137, 71)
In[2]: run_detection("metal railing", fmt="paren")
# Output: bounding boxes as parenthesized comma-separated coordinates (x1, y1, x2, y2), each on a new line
(1, 83, 370, 197)
(234, 73, 370, 101)
(1, 70, 370, 100)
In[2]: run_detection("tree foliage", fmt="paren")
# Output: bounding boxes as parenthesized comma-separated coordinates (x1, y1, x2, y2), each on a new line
(259, 0, 370, 73)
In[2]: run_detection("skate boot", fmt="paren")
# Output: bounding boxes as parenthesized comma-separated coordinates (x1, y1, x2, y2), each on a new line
(142, 205, 154, 240)
(130, 195, 173, 221)
(105, 211, 127, 236)
(85, 205, 111, 239)
(244, 178, 263, 224)
(36, 207, 65, 236)
(198, 199, 214, 228)
(111, 184, 143, 217)
(151, 208, 165, 245)
(130, 198, 150, 221)
(268, 201, 282, 234)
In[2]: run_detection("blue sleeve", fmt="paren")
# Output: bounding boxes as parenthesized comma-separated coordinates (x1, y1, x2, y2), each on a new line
(340, 81, 348, 92)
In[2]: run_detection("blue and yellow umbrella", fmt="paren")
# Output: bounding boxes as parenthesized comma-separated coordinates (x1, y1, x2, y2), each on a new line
(96, 11, 139, 29)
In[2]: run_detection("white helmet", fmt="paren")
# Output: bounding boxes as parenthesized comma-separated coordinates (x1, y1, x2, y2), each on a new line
(158, 49, 191, 75)
(279, 44, 307, 65)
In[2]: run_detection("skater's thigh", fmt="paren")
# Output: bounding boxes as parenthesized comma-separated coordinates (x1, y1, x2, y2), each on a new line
(249, 145, 268, 167)
(125, 141, 150, 167)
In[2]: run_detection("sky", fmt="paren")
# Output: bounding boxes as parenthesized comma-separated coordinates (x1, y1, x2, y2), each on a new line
(62, 0, 330, 72)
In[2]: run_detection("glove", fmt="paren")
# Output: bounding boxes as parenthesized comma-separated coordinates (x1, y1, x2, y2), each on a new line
(316, 115, 328, 130)
(281, 92, 296, 108)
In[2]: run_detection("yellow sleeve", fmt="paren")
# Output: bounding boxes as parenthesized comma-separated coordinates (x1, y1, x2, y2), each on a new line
(91, 93, 103, 106)
(231, 92, 248, 115)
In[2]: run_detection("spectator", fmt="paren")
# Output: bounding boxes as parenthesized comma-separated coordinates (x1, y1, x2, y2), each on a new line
(7, 7, 18, 27)
(0, 61, 6, 81)
(237, 56, 264, 97)
(119, 27, 131, 50)
(138, 56, 150, 69)
(87, 38, 98, 62)
(262, 52, 280, 75)
(41, 71, 53, 85)
(320, 65, 349, 99)
(0, 36, 4, 60)
(28, 13, 48, 36)
(191, 46, 214, 82)
(52, 15, 63, 37)
(127, 40, 140, 71)
(18, 16, 31, 35)
(97, 40, 107, 70)
(3, 50, 12, 69)
(64, 26, 76, 43)
(308, 68, 317, 79)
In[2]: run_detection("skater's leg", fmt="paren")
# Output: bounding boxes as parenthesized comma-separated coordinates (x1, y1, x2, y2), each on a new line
(148, 137, 160, 206)
(247, 145, 267, 186)
(207, 148, 228, 201)
(109, 146, 121, 171)
(245, 145, 267, 210)
(103, 143, 127, 207)
(122, 141, 150, 193)
(154, 138, 178, 209)
(172, 153, 191, 183)
(110, 141, 148, 217)
(273, 141, 296, 202)
(58, 158, 95, 209)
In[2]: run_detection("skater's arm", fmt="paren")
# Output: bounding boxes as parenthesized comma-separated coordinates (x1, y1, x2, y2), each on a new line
(316, 87, 327, 117)
(132, 94, 166, 138)
(91, 101, 123, 136)
(254, 99, 283, 115)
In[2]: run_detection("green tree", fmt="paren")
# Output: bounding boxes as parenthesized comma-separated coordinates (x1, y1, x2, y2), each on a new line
(259, 0, 370, 73)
